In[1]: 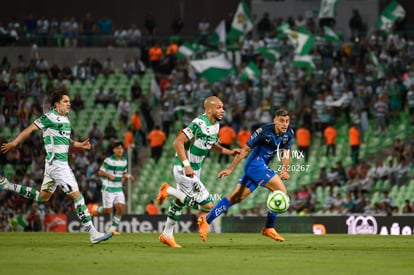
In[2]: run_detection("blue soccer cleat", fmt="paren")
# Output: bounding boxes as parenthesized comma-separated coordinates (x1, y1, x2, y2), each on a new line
(90, 231, 114, 244)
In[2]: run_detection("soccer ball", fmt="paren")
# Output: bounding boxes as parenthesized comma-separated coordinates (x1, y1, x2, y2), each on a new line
(266, 190, 290, 213)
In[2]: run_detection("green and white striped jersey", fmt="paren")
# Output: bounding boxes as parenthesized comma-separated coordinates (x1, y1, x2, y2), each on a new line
(174, 113, 219, 171)
(100, 155, 127, 192)
(34, 110, 71, 162)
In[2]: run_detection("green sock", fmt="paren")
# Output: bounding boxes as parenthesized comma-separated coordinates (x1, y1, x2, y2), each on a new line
(110, 214, 121, 231)
(10, 184, 43, 203)
(74, 195, 93, 231)
(163, 200, 183, 238)
(184, 196, 196, 207)
(167, 199, 183, 221)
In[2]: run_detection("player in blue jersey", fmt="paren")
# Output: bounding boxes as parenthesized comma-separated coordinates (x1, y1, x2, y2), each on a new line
(199, 109, 294, 242)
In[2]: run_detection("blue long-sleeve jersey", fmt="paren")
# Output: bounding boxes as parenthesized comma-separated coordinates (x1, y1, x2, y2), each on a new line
(245, 122, 295, 167)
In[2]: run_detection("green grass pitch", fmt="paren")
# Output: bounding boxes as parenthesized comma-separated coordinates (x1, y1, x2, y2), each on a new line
(0, 232, 413, 275)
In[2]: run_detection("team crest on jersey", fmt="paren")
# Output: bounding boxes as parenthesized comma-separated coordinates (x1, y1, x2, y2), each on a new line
(282, 135, 289, 144)
(256, 128, 263, 134)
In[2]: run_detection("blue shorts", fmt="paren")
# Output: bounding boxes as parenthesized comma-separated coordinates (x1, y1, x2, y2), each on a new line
(238, 156, 276, 192)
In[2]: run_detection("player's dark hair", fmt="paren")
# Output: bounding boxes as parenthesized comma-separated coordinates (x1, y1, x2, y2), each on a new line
(51, 90, 69, 107)
(274, 108, 289, 117)
(112, 140, 124, 149)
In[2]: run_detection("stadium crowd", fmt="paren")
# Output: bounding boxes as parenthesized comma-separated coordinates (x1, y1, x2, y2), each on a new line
(1, 9, 414, 232)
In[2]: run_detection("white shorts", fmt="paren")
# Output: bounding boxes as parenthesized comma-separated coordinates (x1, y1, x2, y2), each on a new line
(173, 165, 210, 204)
(102, 191, 125, 208)
(41, 160, 79, 194)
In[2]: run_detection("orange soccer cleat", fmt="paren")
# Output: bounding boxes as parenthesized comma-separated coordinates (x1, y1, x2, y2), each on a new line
(159, 233, 182, 248)
(261, 227, 285, 242)
(197, 216, 209, 242)
(108, 229, 121, 235)
(157, 182, 170, 205)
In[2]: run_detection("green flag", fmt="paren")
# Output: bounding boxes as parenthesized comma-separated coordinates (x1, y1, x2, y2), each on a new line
(293, 55, 316, 71)
(368, 51, 385, 79)
(368, 51, 379, 67)
(318, 0, 339, 18)
(240, 62, 261, 81)
(375, 0, 405, 32)
(177, 42, 207, 59)
(323, 26, 341, 43)
(210, 20, 227, 50)
(283, 27, 315, 55)
(190, 54, 235, 83)
(178, 42, 196, 58)
(254, 47, 281, 62)
(229, 0, 254, 43)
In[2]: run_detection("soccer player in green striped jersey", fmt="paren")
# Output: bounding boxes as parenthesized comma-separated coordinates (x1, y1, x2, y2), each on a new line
(0, 90, 113, 244)
(157, 96, 241, 248)
(88, 140, 135, 235)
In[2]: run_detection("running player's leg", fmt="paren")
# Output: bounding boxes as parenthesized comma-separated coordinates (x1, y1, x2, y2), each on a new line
(108, 193, 125, 235)
(89, 190, 112, 216)
(206, 183, 251, 224)
(56, 162, 112, 243)
(159, 198, 183, 248)
(262, 174, 286, 242)
(196, 199, 213, 242)
(157, 166, 198, 206)
(157, 182, 195, 206)
(159, 169, 197, 247)
(0, 175, 52, 203)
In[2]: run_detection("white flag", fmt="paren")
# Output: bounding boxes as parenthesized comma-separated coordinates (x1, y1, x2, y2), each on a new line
(190, 55, 234, 83)
(229, 0, 254, 41)
(211, 20, 226, 49)
(318, 0, 339, 19)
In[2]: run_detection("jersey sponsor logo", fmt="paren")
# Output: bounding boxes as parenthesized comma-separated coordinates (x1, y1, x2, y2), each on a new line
(214, 205, 227, 217)
(59, 130, 71, 138)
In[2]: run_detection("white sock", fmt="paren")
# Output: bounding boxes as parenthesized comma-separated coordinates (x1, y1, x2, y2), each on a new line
(162, 217, 176, 238)
(166, 186, 186, 204)
(85, 221, 98, 235)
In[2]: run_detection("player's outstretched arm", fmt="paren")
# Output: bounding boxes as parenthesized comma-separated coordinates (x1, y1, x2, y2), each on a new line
(211, 143, 241, 156)
(70, 138, 91, 150)
(218, 145, 251, 178)
(1, 123, 39, 153)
